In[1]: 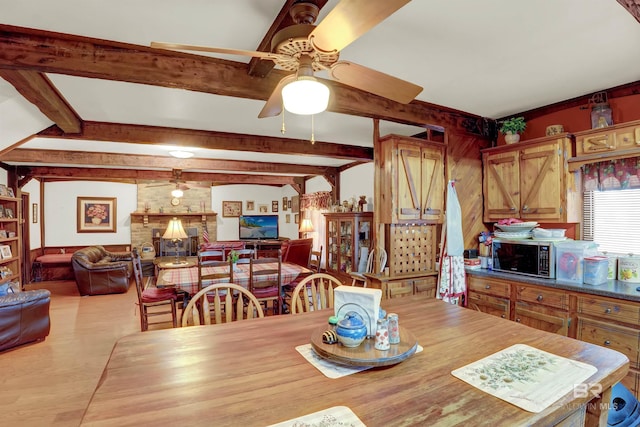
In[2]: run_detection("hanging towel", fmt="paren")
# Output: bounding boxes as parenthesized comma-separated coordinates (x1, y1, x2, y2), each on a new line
(438, 181, 467, 304)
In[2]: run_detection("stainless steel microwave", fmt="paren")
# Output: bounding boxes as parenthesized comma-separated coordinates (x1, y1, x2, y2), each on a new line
(491, 239, 555, 279)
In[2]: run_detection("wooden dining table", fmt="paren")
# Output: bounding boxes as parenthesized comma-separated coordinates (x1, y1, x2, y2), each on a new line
(81, 295, 628, 426)
(156, 261, 311, 295)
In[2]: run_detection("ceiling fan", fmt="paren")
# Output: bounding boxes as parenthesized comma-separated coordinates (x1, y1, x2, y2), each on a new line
(151, 0, 422, 118)
(145, 169, 209, 193)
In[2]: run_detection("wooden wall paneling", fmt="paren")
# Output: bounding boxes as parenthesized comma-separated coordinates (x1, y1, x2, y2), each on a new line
(446, 132, 492, 251)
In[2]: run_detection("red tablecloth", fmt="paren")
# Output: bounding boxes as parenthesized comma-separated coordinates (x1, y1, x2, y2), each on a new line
(157, 261, 311, 295)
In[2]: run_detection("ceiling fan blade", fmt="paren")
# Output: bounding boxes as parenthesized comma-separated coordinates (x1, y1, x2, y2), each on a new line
(145, 183, 171, 188)
(258, 74, 296, 118)
(329, 61, 422, 104)
(310, 0, 410, 53)
(150, 42, 286, 61)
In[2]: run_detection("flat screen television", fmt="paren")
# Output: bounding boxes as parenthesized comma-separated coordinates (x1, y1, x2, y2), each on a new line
(239, 215, 279, 240)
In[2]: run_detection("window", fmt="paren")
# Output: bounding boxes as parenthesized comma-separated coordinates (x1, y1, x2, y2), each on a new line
(582, 189, 640, 255)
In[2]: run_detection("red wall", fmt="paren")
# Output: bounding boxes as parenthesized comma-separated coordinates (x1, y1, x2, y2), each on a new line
(498, 93, 640, 145)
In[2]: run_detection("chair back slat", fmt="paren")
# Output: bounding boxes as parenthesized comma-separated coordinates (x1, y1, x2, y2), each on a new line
(182, 283, 265, 326)
(291, 273, 342, 314)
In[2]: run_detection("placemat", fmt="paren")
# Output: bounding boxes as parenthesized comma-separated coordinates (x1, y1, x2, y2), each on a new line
(267, 405, 366, 427)
(451, 344, 598, 413)
(296, 343, 423, 379)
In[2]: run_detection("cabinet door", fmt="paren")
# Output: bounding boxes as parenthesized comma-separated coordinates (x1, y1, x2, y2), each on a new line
(397, 143, 422, 220)
(414, 277, 437, 298)
(468, 291, 510, 319)
(386, 280, 414, 299)
(519, 141, 563, 221)
(483, 151, 520, 221)
(421, 147, 444, 222)
(338, 219, 354, 275)
(514, 302, 570, 336)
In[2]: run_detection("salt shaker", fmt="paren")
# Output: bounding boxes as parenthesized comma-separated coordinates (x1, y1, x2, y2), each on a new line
(388, 313, 400, 344)
(375, 318, 390, 350)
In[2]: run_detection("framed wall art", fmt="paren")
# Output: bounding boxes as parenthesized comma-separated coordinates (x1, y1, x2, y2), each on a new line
(282, 197, 288, 211)
(258, 204, 268, 213)
(32, 203, 38, 223)
(272, 200, 278, 212)
(222, 201, 242, 217)
(291, 195, 300, 213)
(77, 197, 117, 233)
(246, 200, 255, 211)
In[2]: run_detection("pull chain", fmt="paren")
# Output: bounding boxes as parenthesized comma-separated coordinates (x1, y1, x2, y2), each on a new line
(310, 114, 316, 145)
(281, 105, 286, 135)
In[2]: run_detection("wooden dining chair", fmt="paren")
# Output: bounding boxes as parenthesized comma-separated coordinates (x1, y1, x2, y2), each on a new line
(349, 248, 387, 287)
(309, 246, 323, 273)
(198, 249, 225, 262)
(181, 283, 264, 326)
(132, 250, 180, 331)
(290, 273, 342, 314)
(234, 248, 255, 265)
(197, 254, 232, 291)
(249, 251, 282, 315)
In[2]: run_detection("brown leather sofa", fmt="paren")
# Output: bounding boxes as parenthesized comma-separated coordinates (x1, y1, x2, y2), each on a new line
(0, 289, 51, 352)
(72, 246, 133, 296)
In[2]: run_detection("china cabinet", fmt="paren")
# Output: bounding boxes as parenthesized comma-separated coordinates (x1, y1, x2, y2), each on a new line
(324, 212, 373, 284)
(0, 195, 21, 289)
(378, 135, 445, 224)
(482, 135, 580, 223)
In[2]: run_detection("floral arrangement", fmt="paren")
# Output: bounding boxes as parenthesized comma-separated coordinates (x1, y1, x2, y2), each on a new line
(229, 250, 239, 264)
(86, 204, 107, 220)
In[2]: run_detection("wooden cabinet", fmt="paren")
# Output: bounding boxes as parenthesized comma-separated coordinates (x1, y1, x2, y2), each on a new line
(514, 285, 570, 336)
(0, 196, 21, 289)
(378, 135, 445, 224)
(574, 120, 640, 156)
(576, 294, 640, 398)
(324, 212, 373, 284)
(365, 272, 438, 299)
(482, 135, 580, 223)
(467, 276, 510, 319)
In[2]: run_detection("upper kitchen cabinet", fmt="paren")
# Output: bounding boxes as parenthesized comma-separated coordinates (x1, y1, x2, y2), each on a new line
(378, 135, 445, 224)
(482, 135, 581, 223)
(569, 119, 640, 171)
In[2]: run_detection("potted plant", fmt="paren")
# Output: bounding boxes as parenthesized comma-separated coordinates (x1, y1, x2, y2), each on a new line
(500, 116, 526, 144)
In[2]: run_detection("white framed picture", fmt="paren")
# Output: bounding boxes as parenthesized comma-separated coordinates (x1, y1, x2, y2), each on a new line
(0, 245, 12, 259)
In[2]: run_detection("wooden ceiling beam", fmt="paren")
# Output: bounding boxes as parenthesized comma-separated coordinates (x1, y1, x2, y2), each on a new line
(0, 69, 82, 133)
(0, 24, 486, 135)
(617, 0, 640, 23)
(38, 121, 373, 161)
(20, 166, 301, 186)
(4, 148, 340, 176)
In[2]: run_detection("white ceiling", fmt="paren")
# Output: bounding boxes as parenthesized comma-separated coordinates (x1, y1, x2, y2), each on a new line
(1, 0, 639, 174)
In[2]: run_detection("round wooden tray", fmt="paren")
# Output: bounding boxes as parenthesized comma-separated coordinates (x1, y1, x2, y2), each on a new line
(310, 325, 418, 367)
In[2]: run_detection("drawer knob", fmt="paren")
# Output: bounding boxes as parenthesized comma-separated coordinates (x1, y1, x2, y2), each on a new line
(536, 295, 543, 302)
(523, 205, 529, 211)
(485, 285, 491, 289)
(604, 308, 612, 314)
(604, 340, 611, 346)
(516, 318, 521, 323)
(501, 314, 506, 319)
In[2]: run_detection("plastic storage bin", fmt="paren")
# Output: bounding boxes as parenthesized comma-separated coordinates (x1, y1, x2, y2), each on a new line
(583, 256, 609, 285)
(554, 240, 598, 283)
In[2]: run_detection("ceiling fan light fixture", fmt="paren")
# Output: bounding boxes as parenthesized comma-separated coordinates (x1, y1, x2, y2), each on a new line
(282, 76, 329, 115)
(171, 188, 184, 198)
(169, 150, 195, 159)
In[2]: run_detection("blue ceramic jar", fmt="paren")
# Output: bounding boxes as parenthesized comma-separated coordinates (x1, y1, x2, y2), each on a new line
(336, 311, 367, 348)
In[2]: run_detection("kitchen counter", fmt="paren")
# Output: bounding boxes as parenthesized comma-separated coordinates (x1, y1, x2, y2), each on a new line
(466, 268, 640, 302)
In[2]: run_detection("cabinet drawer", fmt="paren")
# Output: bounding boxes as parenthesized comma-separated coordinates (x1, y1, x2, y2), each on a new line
(414, 277, 436, 297)
(579, 132, 616, 154)
(616, 128, 640, 150)
(516, 286, 568, 310)
(467, 292, 510, 319)
(577, 317, 639, 369)
(386, 280, 414, 299)
(467, 277, 510, 298)
(577, 296, 639, 325)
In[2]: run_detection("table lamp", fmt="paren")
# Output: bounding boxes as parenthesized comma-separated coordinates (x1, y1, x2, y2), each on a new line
(163, 217, 188, 265)
(299, 218, 314, 238)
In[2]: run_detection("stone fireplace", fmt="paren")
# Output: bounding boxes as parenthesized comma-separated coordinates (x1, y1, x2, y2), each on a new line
(130, 184, 217, 255)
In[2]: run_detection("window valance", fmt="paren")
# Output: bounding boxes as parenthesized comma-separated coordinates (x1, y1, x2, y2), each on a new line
(582, 157, 640, 191)
(301, 191, 332, 211)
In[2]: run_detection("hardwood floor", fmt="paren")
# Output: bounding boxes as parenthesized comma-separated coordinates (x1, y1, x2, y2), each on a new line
(1, 280, 173, 427)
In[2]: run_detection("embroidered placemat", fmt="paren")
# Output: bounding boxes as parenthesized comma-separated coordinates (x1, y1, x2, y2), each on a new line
(266, 405, 366, 427)
(451, 343, 598, 412)
(296, 344, 423, 379)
